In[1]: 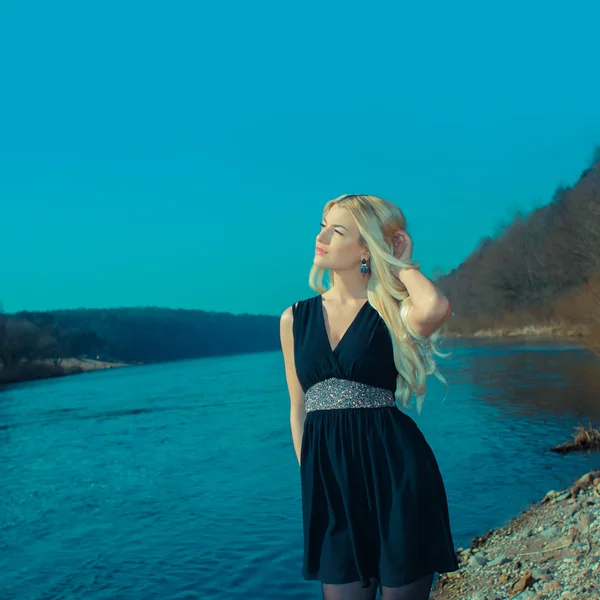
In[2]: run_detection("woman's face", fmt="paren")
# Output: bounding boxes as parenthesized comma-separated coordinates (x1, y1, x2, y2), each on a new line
(314, 205, 367, 270)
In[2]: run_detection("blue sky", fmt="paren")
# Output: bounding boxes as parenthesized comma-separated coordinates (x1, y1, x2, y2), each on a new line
(1, 0, 599, 317)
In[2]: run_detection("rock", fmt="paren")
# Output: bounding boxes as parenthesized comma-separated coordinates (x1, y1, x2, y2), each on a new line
(556, 491, 570, 501)
(512, 591, 536, 600)
(511, 572, 535, 594)
(539, 526, 559, 539)
(578, 513, 595, 532)
(488, 554, 509, 567)
(468, 553, 488, 568)
(499, 573, 511, 583)
(542, 581, 561, 592)
(531, 567, 550, 579)
(538, 555, 552, 564)
(544, 533, 573, 550)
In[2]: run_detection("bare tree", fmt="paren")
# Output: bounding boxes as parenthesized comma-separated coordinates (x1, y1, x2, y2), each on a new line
(0, 316, 6, 371)
(551, 184, 570, 204)
(0, 319, 44, 371)
(590, 145, 600, 169)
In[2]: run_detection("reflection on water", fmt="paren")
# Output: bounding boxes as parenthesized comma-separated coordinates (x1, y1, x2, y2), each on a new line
(454, 338, 600, 419)
(0, 341, 599, 599)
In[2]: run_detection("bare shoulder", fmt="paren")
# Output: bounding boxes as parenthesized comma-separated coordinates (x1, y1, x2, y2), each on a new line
(280, 304, 295, 323)
(280, 303, 299, 339)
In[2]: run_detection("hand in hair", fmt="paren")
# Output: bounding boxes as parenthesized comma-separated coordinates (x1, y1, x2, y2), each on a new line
(392, 230, 413, 261)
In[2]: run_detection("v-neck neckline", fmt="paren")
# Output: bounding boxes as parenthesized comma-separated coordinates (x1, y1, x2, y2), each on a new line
(318, 294, 370, 354)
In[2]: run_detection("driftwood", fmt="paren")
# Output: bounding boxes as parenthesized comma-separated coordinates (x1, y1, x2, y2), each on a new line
(550, 422, 600, 455)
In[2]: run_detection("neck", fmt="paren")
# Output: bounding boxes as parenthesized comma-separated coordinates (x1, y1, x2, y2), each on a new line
(327, 269, 369, 301)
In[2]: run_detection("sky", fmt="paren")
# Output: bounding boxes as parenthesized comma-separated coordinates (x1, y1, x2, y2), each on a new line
(1, 0, 599, 317)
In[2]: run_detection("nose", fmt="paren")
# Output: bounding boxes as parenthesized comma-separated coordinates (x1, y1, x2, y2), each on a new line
(316, 230, 332, 246)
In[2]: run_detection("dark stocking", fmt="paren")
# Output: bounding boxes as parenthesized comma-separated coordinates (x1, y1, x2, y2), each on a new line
(321, 577, 379, 600)
(380, 572, 434, 600)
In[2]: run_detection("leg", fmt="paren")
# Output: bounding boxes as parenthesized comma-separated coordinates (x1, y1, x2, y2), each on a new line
(321, 577, 379, 600)
(380, 572, 434, 600)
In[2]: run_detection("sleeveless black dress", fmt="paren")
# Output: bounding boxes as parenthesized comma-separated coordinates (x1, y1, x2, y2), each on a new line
(292, 295, 459, 588)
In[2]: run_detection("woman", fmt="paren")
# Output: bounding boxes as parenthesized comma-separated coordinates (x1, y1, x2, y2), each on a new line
(279, 195, 460, 599)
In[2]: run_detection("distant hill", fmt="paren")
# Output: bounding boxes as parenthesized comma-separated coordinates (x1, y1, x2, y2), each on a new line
(436, 150, 600, 346)
(0, 306, 280, 383)
(46, 306, 280, 363)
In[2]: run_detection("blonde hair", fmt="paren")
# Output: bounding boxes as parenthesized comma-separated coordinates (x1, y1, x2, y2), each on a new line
(309, 194, 450, 414)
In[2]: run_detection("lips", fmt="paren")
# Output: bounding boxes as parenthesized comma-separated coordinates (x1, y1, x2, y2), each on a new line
(316, 246, 328, 255)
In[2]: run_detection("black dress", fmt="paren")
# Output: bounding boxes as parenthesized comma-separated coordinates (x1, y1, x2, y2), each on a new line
(292, 295, 459, 588)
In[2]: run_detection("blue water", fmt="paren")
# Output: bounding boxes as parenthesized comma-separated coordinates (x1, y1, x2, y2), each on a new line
(1, 340, 599, 599)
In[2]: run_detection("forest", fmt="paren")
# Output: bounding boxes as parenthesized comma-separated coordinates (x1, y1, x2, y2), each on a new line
(439, 147, 600, 359)
(0, 306, 279, 383)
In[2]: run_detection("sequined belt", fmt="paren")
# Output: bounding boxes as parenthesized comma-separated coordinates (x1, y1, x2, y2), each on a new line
(304, 378, 396, 413)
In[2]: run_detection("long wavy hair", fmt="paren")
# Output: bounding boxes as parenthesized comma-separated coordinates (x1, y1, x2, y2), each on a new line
(309, 194, 450, 414)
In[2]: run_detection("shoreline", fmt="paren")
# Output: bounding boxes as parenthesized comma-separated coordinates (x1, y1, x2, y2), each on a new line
(0, 357, 131, 385)
(445, 323, 590, 341)
(432, 468, 600, 599)
(53, 357, 131, 371)
(0, 326, 593, 386)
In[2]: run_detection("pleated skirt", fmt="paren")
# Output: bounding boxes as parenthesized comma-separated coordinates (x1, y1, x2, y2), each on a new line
(300, 406, 460, 588)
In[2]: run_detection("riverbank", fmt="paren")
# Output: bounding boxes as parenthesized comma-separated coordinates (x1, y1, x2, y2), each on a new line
(54, 357, 130, 371)
(0, 357, 130, 384)
(446, 323, 590, 340)
(431, 468, 600, 600)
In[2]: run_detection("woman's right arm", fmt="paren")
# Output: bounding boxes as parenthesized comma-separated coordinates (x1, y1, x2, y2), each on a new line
(280, 305, 306, 466)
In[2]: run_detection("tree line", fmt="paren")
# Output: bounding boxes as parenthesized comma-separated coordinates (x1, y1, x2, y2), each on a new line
(0, 306, 280, 383)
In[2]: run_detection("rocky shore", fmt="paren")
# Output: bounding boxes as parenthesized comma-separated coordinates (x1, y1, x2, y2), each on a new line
(431, 469, 600, 600)
(446, 323, 590, 340)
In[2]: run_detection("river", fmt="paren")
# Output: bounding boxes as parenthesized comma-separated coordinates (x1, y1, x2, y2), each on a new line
(1, 339, 599, 599)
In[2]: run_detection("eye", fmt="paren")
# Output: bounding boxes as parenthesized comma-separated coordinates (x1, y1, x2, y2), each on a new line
(320, 222, 343, 235)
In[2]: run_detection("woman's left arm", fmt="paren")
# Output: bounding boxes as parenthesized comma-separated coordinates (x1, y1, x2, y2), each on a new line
(398, 267, 451, 338)
(393, 229, 451, 338)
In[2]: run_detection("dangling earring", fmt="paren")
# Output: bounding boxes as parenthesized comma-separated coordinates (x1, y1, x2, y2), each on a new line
(360, 258, 369, 275)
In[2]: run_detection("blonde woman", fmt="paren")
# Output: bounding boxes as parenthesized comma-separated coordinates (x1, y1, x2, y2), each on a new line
(280, 195, 459, 599)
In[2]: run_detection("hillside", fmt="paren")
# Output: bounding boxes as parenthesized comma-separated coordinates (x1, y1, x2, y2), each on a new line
(437, 152, 600, 356)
